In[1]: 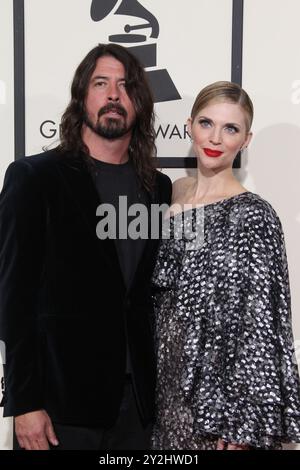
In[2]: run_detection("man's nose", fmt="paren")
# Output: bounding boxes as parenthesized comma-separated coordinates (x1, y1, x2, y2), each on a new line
(108, 82, 120, 102)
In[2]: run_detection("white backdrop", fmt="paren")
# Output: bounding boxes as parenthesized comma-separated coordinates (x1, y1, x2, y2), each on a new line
(24, 0, 232, 158)
(0, 0, 300, 450)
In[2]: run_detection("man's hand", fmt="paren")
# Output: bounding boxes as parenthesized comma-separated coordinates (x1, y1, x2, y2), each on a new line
(217, 438, 250, 450)
(15, 410, 59, 450)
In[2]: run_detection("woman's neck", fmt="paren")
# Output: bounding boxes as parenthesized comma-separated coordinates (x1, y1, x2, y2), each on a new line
(190, 167, 246, 204)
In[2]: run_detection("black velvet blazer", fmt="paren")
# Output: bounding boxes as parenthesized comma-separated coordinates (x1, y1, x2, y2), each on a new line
(0, 149, 172, 427)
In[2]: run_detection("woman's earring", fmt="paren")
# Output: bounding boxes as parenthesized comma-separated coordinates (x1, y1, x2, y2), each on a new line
(190, 136, 193, 143)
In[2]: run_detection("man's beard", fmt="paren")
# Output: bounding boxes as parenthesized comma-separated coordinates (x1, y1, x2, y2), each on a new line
(84, 103, 135, 140)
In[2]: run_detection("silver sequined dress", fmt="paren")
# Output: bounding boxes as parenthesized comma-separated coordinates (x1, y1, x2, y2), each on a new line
(151, 192, 300, 450)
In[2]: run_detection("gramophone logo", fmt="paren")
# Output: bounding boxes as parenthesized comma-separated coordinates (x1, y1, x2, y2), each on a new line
(90, 0, 181, 103)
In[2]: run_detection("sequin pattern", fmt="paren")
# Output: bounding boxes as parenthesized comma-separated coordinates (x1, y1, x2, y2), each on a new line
(151, 192, 300, 450)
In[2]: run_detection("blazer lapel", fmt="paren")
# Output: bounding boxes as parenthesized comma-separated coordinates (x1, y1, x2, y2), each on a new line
(57, 155, 125, 293)
(129, 184, 160, 292)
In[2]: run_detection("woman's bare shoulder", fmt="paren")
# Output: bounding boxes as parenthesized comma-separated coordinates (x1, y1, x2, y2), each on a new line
(173, 176, 195, 192)
(172, 176, 195, 199)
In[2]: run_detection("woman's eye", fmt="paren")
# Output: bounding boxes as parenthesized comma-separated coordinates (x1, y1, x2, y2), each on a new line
(199, 119, 211, 128)
(95, 81, 106, 87)
(225, 125, 239, 134)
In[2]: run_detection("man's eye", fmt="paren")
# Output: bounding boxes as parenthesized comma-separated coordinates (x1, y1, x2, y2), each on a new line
(95, 81, 106, 87)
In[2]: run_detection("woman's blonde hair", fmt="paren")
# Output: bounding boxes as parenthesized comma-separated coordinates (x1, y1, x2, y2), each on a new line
(191, 81, 254, 131)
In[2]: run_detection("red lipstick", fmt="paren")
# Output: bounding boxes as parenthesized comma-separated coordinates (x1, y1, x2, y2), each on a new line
(203, 148, 223, 157)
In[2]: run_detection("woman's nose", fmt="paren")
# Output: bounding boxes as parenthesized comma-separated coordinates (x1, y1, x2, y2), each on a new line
(209, 128, 222, 145)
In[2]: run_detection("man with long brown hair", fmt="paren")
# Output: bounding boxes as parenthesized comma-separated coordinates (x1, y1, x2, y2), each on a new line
(0, 43, 171, 450)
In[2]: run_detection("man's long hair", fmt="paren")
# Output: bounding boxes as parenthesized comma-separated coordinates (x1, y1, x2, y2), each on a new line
(58, 43, 157, 191)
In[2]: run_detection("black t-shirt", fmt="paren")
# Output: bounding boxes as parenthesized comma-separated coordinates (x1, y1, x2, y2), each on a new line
(91, 157, 148, 290)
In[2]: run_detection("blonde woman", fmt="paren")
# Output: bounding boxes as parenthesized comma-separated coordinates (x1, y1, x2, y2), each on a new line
(152, 81, 300, 450)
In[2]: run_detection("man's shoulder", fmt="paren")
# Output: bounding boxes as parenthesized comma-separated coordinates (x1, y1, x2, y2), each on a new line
(153, 170, 172, 204)
(155, 170, 172, 188)
(5, 150, 58, 178)
(155, 170, 172, 198)
(2, 149, 76, 193)
(6, 149, 79, 183)
(13, 148, 63, 170)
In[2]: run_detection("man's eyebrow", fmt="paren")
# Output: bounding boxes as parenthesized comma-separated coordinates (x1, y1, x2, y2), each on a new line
(91, 75, 108, 81)
(91, 75, 126, 81)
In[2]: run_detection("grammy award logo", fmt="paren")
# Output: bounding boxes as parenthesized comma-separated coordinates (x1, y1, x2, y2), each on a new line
(90, 0, 181, 103)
